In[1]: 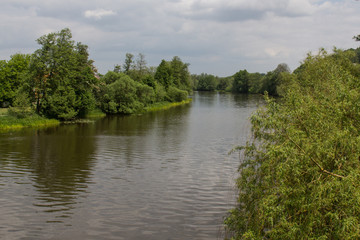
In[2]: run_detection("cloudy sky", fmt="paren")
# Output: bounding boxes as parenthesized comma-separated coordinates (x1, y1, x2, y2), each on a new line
(1, 0, 359, 76)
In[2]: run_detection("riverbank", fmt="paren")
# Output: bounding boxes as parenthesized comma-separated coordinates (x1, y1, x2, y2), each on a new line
(144, 99, 192, 112)
(0, 99, 192, 131)
(0, 114, 60, 131)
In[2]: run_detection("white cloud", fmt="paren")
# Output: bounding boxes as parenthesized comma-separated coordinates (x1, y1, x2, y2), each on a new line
(84, 9, 116, 20)
(0, 0, 359, 76)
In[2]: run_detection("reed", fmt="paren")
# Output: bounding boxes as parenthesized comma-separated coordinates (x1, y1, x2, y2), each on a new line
(144, 99, 192, 113)
(0, 115, 59, 131)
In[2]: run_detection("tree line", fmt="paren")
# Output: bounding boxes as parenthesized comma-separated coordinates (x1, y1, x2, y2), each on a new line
(192, 63, 291, 96)
(224, 43, 360, 239)
(0, 28, 191, 120)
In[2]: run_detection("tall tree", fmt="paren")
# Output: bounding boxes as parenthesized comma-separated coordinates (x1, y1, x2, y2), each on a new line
(28, 28, 97, 120)
(154, 60, 172, 88)
(232, 69, 250, 93)
(123, 53, 134, 74)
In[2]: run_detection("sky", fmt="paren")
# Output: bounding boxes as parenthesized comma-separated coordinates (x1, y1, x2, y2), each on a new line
(1, 0, 360, 76)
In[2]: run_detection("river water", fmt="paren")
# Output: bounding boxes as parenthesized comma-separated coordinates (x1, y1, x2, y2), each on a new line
(0, 92, 262, 240)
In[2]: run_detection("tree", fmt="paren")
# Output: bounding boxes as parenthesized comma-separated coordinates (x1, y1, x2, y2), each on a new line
(232, 69, 250, 93)
(225, 49, 360, 239)
(261, 63, 290, 96)
(28, 28, 97, 120)
(170, 56, 191, 91)
(98, 72, 154, 114)
(113, 64, 121, 73)
(136, 53, 147, 77)
(123, 53, 134, 74)
(354, 34, 360, 41)
(0, 53, 30, 106)
(154, 60, 172, 88)
(195, 73, 217, 91)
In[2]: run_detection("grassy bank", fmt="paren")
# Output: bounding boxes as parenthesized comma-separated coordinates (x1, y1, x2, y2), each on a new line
(144, 99, 192, 113)
(85, 108, 107, 118)
(0, 110, 60, 131)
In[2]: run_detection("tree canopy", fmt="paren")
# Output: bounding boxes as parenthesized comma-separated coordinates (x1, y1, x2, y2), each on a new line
(27, 28, 97, 120)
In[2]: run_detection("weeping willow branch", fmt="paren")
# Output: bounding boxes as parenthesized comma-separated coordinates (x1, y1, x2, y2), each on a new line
(285, 133, 345, 179)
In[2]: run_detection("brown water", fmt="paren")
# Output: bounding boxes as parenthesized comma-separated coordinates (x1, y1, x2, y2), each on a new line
(0, 92, 262, 240)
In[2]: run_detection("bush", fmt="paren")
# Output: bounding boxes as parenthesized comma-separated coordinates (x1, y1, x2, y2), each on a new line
(166, 86, 188, 102)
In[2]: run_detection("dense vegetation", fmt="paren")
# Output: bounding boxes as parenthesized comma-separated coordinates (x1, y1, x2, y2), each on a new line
(224, 48, 360, 239)
(0, 28, 191, 124)
(192, 63, 291, 96)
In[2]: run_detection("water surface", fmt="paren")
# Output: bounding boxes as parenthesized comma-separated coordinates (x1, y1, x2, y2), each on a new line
(0, 92, 262, 240)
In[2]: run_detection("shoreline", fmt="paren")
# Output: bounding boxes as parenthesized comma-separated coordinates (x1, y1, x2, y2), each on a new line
(0, 99, 192, 131)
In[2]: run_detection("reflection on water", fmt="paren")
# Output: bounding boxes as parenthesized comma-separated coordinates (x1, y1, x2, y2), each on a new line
(0, 92, 263, 240)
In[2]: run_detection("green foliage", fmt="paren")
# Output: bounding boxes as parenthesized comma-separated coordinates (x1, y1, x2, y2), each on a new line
(8, 89, 34, 118)
(154, 57, 192, 92)
(225, 49, 360, 239)
(195, 73, 217, 91)
(166, 86, 188, 102)
(154, 60, 172, 88)
(232, 70, 250, 93)
(98, 72, 155, 114)
(28, 28, 97, 120)
(217, 76, 233, 91)
(0, 53, 30, 106)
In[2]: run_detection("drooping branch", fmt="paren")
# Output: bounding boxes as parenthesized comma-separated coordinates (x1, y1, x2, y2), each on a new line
(285, 133, 345, 179)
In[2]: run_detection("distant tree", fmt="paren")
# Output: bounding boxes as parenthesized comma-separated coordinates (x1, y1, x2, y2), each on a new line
(232, 69, 250, 93)
(136, 53, 147, 77)
(98, 72, 154, 114)
(261, 63, 291, 96)
(170, 56, 191, 91)
(195, 73, 217, 91)
(248, 72, 264, 93)
(113, 64, 121, 73)
(154, 60, 172, 88)
(123, 53, 134, 74)
(217, 76, 233, 91)
(354, 34, 360, 41)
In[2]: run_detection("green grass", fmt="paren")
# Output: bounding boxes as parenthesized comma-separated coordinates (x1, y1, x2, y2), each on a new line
(85, 108, 106, 118)
(0, 108, 8, 116)
(144, 99, 192, 112)
(0, 114, 60, 131)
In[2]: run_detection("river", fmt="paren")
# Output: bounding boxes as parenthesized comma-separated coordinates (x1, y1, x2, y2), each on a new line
(0, 92, 262, 240)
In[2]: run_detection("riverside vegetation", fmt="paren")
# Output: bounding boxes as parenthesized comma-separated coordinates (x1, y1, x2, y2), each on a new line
(224, 44, 360, 239)
(0, 28, 295, 130)
(0, 28, 192, 129)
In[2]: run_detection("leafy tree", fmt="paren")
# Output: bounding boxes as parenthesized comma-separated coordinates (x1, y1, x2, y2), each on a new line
(166, 86, 188, 102)
(136, 53, 147, 77)
(154, 60, 172, 88)
(248, 72, 264, 93)
(28, 28, 97, 120)
(217, 76, 233, 91)
(261, 63, 290, 96)
(195, 73, 217, 91)
(113, 64, 121, 73)
(225, 49, 360, 239)
(353, 34, 360, 41)
(232, 69, 250, 93)
(123, 53, 134, 74)
(0, 53, 30, 106)
(170, 56, 191, 91)
(98, 71, 155, 114)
